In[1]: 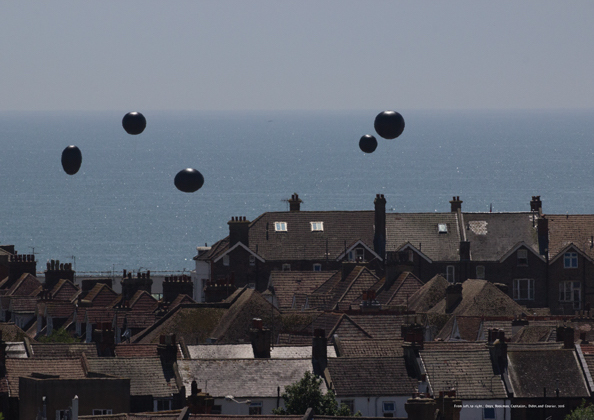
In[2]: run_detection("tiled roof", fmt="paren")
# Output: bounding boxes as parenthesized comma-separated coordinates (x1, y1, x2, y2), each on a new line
(186, 344, 336, 359)
(38, 301, 76, 318)
(30, 343, 98, 358)
(547, 214, 594, 260)
(386, 213, 461, 261)
(129, 290, 159, 312)
(84, 308, 115, 324)
(347, 315, 407, 340)
(428, 279, 525, 317)
(376, 272, 424, 307)
(114, 343, 182, 358)
(50, 279, 80, 301)
(5, 358, 86, 398)
(168, 294, 197, 311)
(407, 275, 449, 313)
(269, 271, 337, 310)
(84, 283, 118, 307)
(178, 358, 318, 398)
(333, 268, 380, 311)
(507, 350, 589, 398)
(420, 348, 507, 400)
(9, 296, 38, 313)
(510, 326, 555, 343)
(336, 339, 404, 358)
(7, 273, 42, 296)
(86, 357, 177, 397)
(327, 357, 417, 396)
(462, 212, 540, 261)
(435, 316, 483, 341)
(0, 323, 28, 341)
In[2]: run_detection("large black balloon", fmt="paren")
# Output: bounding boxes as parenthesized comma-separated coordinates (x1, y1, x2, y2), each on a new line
(374, 110, 405, 139)
(359, 135, 378, 153)
(122, 112, 146, 135)
(174, 168, 204, 193)
(61, 145, 82, 175)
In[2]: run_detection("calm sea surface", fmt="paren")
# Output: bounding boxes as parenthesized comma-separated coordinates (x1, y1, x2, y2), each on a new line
(0, 109, 593, 274)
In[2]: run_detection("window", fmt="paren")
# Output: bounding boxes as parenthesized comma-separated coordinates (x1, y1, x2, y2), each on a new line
(275, 222, 287, 232)
(56, 410, 69, 420)
(355, 248, 364, 261)
(560, 281, 581, 309)
(249, 255, 256, 266)
(282, 264, 291, 271)
(383, 401, 395, 417)
(513, 279, 534, 300)
(313, 263, 322, 271)
(564, 252, 578, 268)
(438, 223, 448, 234)
(249, 402, 263, 415)
(446, 266, 455, 283)
(223, 255, 230, 266)
(476, 265, 485, 279)
(154, 398, 172, 411)
(341, 400, 354, 414)
(484, 407, 495, 419)
(92, 409, 113, 415)
(517, 249, 528, 266)
(310, 221, 324, 231)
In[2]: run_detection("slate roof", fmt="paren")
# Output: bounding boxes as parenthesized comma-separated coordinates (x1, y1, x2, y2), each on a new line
(4, 358, 86, 398)
(547, 214, 594, 260)
(435, 316, 483, 341)
(462, 212, 539, 260)
(29, 343, 98, 358)
(269, 271, 337, 310)
(333, 268, 380, 311)
(186, 344, 337, 359)
(178, 358, 319, 398)
(376, 272, 424, 307)
(507, 350, 589, 398)
(407, 275, 449, 313)
(86, 357, 177, 398)
(328, 357, 417, 397)
(114, 343, 182, 358)
(346, 315, 407, 340)
(336, 339, 404, 358)
(510, 325, 555, 343)
(428, 279, 525, 317)
(386, 213, 461, 261)
(420, 348, 507, 400)
(197, 210, 375, 262)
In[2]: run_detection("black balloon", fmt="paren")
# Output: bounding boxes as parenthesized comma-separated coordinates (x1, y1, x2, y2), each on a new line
(174, 168, 204, 193)
(61, 145, 82, 175)
(374, 110, 405, 139)
(122, 112, 146, 135)
(359, 135, 378, 153)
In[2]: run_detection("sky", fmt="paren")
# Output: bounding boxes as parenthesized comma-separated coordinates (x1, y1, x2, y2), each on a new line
(1, 1, 594, 111)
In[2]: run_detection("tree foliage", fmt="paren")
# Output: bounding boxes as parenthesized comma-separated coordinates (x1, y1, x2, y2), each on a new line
(37, 327, 80, 343)
(272, 371, 356, 416)
(566, 400, 594, 420)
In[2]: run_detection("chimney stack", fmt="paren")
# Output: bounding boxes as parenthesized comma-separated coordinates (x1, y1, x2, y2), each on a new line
(556, 326, 575, 349)
(445, 283, 463, 313)
(459, 241, 470, 261)
(250, 318, 271, 358)
(449, 196, 462, 213)
(312, 329, 328, 376)
(288, 193, 302, 212)
(374, 194, 387, 260)
(530, 195, 543, 215)
(228, 216, 250, 247)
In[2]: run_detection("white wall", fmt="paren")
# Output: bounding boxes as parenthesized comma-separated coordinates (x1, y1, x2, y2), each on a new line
(193, 260, 211, 302)
(338, 396, 410, 417)
(459, 399, 511, 420)
(215, 397, 282, 415)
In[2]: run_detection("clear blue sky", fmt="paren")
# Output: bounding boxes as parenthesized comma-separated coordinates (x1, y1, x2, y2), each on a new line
(2, 1, 593, 111)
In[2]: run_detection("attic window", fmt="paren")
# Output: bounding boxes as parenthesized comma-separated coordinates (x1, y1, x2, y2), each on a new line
(438, 224, 448, 234)
(275, 222, 287, 232)
(310, 221, 324, 231)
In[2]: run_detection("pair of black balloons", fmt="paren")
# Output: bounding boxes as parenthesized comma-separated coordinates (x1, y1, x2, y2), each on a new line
(359, 110, 405, 154)
(61, 112, 204, 193)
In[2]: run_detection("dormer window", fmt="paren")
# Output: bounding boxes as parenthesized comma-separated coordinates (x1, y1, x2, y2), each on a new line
(310, 221, 324, 232)
(438, 224, 448, 234)
(275, 222, 287, 232)
(517, 249, 528, 266)
(564, 252, 578, 268)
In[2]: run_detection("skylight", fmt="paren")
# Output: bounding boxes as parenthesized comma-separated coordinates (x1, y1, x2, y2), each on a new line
(275, 222, 287, 232)
(438, 223, 448, 234)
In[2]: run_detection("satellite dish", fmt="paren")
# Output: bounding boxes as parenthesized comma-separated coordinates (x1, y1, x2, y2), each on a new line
(61, 145, 82, 175)
(122, 112, 146, 135)
(174, 168, 204, 193)
(359, 135, 378, 153)
(374, 110, 405, 139)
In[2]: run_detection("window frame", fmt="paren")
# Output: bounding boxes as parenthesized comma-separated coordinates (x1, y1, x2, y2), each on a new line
(559, 281, 581, 309)
(564, 252, 578, 269)
(383, 401, 396, 413)
(92, 409, 113, 415)
(483, 407, 496, 419)
(249, 402, 263, 415)
(446, 266, 455, 283)
(517, 249, 528, 266)
(313, 263, 322, 272)
(274, 222, 287, 232)
(513, 278, 534, 300)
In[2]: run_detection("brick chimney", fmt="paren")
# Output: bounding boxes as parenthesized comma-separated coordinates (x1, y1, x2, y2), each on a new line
(228, 216, 250, 247)
(459, 241, 470, 261)
(158, 334, 178, 364)
(250, 318, 271, 358)
(435, 391, 462, 420)
(556, 326, 575, 349)
(4, 252, 36, 288)
(449, 196, 462, 213)
(405, 397, 436, 420)
(288, 193, 302, 212)
(312, 328, 328, 376)
(445, 283, 463, 313)
(187, 381, 215, 414)
(487, 329, 507, 374)
(163, 274, 193, 303)
(374, 194, 386, 260)
(44, 259, 75, 290)
(121, 270, 153, 301)
(530, 195, 542, 215)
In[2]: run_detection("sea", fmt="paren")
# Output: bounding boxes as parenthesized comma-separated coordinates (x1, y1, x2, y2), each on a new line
(0, 109, 593, 276)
